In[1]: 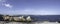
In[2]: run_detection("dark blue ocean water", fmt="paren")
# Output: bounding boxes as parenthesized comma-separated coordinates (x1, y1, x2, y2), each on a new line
(29, 15, 60, 22)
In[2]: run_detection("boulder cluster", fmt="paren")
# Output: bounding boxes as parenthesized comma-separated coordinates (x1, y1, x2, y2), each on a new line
(2, 15, 32, 22)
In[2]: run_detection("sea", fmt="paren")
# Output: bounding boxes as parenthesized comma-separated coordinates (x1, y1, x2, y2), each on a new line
(0, 15, 60, 24)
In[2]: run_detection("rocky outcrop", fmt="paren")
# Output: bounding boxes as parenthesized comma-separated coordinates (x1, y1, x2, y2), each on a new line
(3, 16, 32, 22)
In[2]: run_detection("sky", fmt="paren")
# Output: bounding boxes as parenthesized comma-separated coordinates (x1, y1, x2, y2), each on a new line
(0, 0, 60, 15)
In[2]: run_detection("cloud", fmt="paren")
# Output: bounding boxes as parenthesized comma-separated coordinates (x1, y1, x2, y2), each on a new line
(0, 8, 59, 15)
(3, 3, 13, 8)
(13, 9, 60, 15)
(0, 0, 6, 5)
(0, 0, 13, 8)
(0, 0, 6, 2)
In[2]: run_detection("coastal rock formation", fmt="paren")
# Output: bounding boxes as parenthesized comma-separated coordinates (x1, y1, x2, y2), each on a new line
(3, 16, 32, 22)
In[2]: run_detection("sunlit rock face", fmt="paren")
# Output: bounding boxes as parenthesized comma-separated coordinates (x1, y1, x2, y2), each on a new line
(3, 16, 10, 21)
(13, 16, 25, 21)
(26, 16, 32, 21)
(18, 16, 25, 21)
(13, 17, 20, 21)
